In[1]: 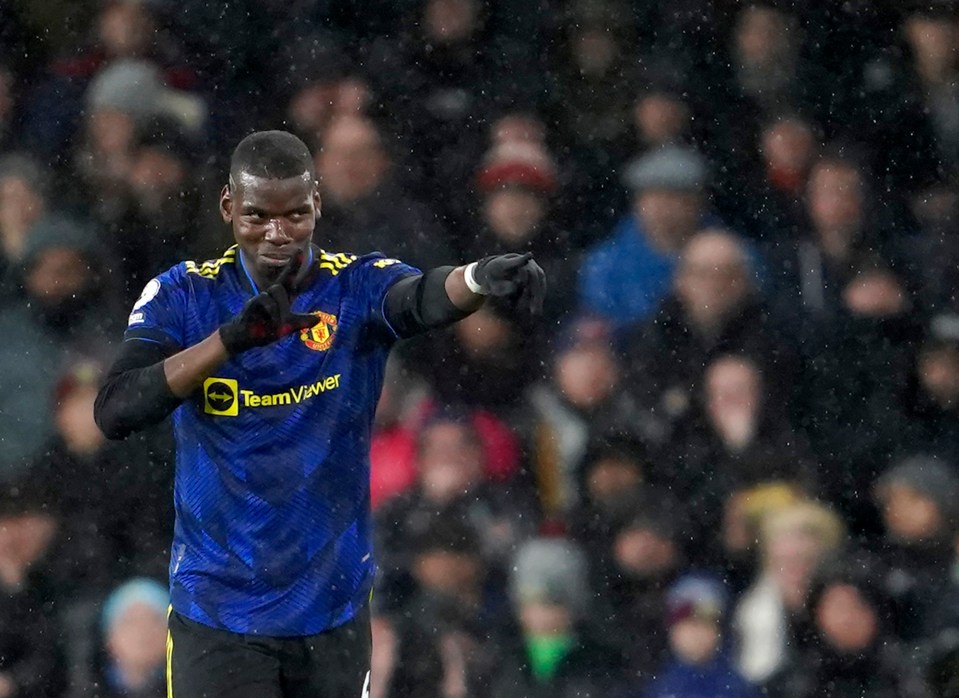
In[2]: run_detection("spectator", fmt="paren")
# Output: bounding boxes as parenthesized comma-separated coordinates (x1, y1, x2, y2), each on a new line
(720, 482, 808, 595)
(634, 574, 760, 698)
(90, 578, 169, 698)
(491, 537, 620, 698)
(365, 0, 540, 224)
(772, 555, 927, 698)
(522, 317, 654, 518)
(671, 355, 817, 534)
(375, 512, 502, 698)
(902, 7, 959, 170)
(902, 314, 959, 458)
(0, 152, 48, 300)
(728, 115, 820, 241)
(375, 413, 537, 611)
(467, 128, 577, 325)
(566, 436, 650, 552)
(594, 488, 690, 683)
(873, 456, 958, 641)
(624, 229, 790, 426)
(579, 145, 718, 327)
(314, 115, 453, 270)
(733, 500, 845, 689)
(415, 300, 541, 412)
(71, 59, 206, 227)
(767, 152, 908, 345)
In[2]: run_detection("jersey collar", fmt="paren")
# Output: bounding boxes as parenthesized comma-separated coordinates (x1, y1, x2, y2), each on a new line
(236, 245, 320, 296)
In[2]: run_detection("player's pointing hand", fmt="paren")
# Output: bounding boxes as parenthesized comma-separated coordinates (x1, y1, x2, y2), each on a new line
(219, 252, 320, 354)
(465, 252, 547, 315)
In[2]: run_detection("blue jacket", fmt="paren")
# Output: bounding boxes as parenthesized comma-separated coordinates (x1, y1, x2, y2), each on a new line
(641, 654, 761, 698)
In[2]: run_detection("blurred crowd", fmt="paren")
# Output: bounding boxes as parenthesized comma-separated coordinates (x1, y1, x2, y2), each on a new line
(4, 0, 959, 696)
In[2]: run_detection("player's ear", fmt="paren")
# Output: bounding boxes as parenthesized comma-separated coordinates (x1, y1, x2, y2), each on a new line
(220, 184, 233, 224)
(313, 181, 322, 219)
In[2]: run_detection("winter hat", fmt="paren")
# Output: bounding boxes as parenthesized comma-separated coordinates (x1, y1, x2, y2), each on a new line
(666, 574, 729, 627)
(510, 537, 590, 618)
(476, 141, 558, 195)
(613, 486, 690, 543)
(0, 152, 50, 198)
(21, 214, 100, 271)
(806, 552, 893, 629)
(54, 358, 105, 405)
(622, 145, 708, 192)
(101, 577, 169, 634)
(87, 59, 206, 135)
(875, 455, 959, 527)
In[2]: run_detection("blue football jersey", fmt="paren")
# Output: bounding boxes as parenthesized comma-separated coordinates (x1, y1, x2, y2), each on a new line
(124, 244, 421, 635)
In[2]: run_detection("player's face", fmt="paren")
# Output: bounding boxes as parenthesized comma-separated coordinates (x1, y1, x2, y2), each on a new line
(220, 172, 321, 286)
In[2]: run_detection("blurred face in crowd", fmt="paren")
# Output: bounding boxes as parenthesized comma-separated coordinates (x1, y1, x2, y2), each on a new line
(454, 306, 514, 357)
(106, 601, 168, 683)
(586, 456, 643, 506)
(904, 14, 959, 81)
(520, 601, 572, 636)
(554, 343, 619, 410)
(413, 548, 482, 598)
(483, 187, 546, 244)
(25, 247, 95, 308)
(734, 5, 795, 67)
(633, 188, 703, 252)
(634, 93, 689, 146)
(919, 345, 959, 408)
(220, 172, 319, 289)
(879, 482, 945, 542)
(317, 117, 389, 206)
(670, 618, 721, 665)
(129, 146, 188, 212)
(761, 118, 816, 184)
(676, 230, 752, 331)
(765, 528, 825, 610)
(0, 174, 45, 259)
(815, 584, 879, 653)
(98, 0, 154, 58)
(424, 0, 479, 44)
(417, 421, 484, 503)
(572, 27, 619, 76)
(290, 78, 371, 139)
(806, 162, 864, 253)
(56, 383, 105, 456)
(87, 109, 137, 161)
(0, 511, 58, 588)
(842, 269, 908, 318)
(614, 525, 678, 579)
(705, 356, 761, 450)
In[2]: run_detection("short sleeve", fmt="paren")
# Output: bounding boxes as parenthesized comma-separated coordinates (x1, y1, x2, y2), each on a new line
(123, 263, 189, 349)
(349, 253, 422, 337)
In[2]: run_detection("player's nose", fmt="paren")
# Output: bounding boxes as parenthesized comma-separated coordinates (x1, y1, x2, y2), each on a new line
(264, 218, 292, 243)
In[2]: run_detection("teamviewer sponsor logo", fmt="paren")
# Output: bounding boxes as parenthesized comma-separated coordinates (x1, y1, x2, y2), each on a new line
(202, 375, 342, 416)
(203, 378, 239, 416)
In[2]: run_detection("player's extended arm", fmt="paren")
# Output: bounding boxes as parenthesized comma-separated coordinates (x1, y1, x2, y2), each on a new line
(95, 255, 319, 439)
(384, 253, 546, 337)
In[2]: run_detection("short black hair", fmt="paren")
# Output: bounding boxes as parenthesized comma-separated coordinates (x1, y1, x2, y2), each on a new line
(229, 130, 315, 187)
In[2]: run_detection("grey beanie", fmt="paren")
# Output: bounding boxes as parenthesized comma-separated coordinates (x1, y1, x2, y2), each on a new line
(622, 145, 708, 192)
(876, 455, 959, 525)
(509, 537, 590, 618)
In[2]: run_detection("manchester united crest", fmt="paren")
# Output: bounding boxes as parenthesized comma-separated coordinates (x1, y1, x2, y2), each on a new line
(300, 311, 338, 351)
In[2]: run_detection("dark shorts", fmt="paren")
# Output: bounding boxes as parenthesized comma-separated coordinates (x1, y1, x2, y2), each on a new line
(166, 606, 371, 698)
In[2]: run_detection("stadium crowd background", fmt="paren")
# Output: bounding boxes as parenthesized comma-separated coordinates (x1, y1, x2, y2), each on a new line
(2, 0, 959, 696)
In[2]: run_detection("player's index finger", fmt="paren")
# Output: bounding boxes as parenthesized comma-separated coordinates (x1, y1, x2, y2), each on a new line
(276, 251, 303, 293)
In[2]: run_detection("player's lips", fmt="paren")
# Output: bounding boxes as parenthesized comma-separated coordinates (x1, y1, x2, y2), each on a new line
(259, 253, 292, 267)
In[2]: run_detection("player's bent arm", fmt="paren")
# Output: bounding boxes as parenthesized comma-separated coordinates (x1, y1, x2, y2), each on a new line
(94, 333, 229, 440)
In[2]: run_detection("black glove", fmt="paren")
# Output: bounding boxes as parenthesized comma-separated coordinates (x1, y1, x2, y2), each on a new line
(470, 252, 547, 314)
(219, 252, 319, 354)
